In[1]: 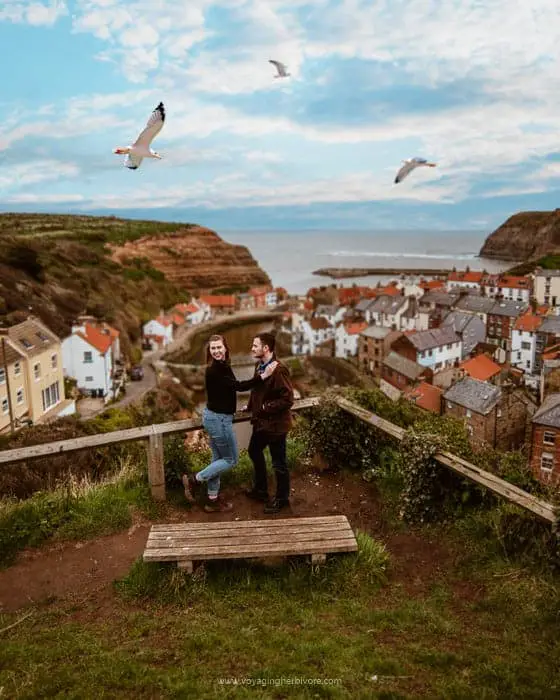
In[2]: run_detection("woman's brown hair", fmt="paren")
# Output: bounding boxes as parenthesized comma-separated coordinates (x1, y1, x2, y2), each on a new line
(206, 334, 231, 365)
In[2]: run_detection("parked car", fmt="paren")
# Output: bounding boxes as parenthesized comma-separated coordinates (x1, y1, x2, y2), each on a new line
(130, 365, 144, 381)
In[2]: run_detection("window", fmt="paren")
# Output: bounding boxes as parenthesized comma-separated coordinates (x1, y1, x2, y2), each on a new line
(466, 409, 472, 418)
(447, 401, 452, 409)
(36, 331, 49, 343)
(41, 381, 60, 412)
(33, 363, 40, 380)
(446, 343, 452, 350)
(83, 351, 93, 363)
(14, 361, 20, 376)
(517, 351, 522, 360)
(521, 342, 531, 350)
(545, 296, 550, 305)
(16, 388, 23, 404)
(497, 409, 502, 417)
(541, 453, 554, 472)
(51, 354, 57, 369)
(19, 338, 33, 349)
(543, 431, 555, 446)
(428, 349, 433, 357)
(85, 376, 94, 382)
(1, 398, 7, 414)
(0, 368, 4, 385)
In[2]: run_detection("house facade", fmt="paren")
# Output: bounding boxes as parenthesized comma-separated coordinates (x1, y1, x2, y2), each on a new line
(445, 270, 483, 293)
(1, 317, 71, 431)
(486, 300, 528, 360)
(440, 310, 486, 359)
(391, 326, 462, 372)
(380, 351, 433, 400)
(335, 321, 368, 359)
(534, 269, 560, 309)
(357, 326, 403, 377)
(529, 393, 560, 485)
(62, 323, 114, 401)
(143, 316, 174, 349)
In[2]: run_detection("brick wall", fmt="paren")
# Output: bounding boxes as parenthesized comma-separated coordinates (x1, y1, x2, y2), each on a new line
(530, 424, 560, 485)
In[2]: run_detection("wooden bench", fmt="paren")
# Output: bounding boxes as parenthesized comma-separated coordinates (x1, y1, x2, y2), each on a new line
(143, 515, 358, 573)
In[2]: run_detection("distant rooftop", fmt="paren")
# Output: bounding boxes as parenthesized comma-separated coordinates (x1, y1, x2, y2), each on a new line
(444, 377, 502, 415)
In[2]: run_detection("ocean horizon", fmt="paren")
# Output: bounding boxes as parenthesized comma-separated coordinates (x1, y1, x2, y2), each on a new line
(220, 229, 514, 295)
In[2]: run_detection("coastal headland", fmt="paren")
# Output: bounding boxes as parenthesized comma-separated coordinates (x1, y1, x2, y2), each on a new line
(313, 267, 451, 279)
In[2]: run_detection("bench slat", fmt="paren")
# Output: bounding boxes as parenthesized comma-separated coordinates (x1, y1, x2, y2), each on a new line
(147, 523, 353, 542)
(144, 538, 358, 561)
(149, 515, 349, 532)
(147, 531, 355, 549)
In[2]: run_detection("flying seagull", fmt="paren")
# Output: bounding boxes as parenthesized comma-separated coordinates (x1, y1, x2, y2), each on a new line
(269, 59, 290, 78)
(113, 102, 165, 170)
(394, 157, 437, 184)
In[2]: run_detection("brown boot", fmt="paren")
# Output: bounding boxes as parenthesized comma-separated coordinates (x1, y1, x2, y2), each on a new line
(204, 495, 233, 513)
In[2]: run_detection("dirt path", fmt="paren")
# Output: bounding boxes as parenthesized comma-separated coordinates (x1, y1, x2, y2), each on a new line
(0, 471, 450, 613)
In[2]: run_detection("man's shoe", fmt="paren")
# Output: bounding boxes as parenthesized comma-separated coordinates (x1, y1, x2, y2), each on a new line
(244, 488, 269, 503)
(204, 496, 233, 513)
(263, 499, 290, 514)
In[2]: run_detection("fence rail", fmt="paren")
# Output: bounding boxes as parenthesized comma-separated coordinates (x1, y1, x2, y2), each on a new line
(0, 393, 556, 526)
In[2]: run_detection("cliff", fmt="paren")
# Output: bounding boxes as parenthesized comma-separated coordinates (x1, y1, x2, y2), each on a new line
(0, 213, 269, 356)
(108, 225, 270, 292)
(479, 209, 560, 261)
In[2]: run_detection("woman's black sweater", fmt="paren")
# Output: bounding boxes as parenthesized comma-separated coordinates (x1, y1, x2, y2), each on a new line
(205, 360, 259, 415)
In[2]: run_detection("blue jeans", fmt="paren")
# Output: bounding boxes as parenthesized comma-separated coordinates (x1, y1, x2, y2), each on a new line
(198, 408, 239, 497)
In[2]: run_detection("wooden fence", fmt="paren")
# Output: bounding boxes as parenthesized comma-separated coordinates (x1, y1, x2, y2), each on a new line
(0, 395, 556, 525)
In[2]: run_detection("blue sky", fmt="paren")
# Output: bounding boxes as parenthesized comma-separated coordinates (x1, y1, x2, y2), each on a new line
(1, 0, 560, 231)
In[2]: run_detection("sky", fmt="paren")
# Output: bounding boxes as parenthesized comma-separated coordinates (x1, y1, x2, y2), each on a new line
(1, 0, 560, 231)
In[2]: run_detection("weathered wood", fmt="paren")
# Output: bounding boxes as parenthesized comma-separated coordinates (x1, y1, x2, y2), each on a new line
(150, 515, 349, 531)
(335, 396, 558, 526)
(0, 397, 320, 467)
(143, 515, 358, 567)
(147, 429, 165, 501)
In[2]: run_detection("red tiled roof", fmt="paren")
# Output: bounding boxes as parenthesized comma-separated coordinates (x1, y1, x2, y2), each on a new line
(344, 321, 368, 335)
(405, 382, 442, 413)
(199, 295, 236, 307)
(514, 312, 543, 332)
(155, 315, 172, 327)
(172, 314, 186, 326)
(459, 354, 501, 381)
(447, 271, 483, 283)
(77, 323, 112, 354)
(498, 276, 531, 290)
(420, 279, 445, 291)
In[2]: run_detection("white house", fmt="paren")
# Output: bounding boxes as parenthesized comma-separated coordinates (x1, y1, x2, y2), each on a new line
(534, 269, 560, 309)
(511, 312, 542, 382)
(292, 317, 334, 355)
(314, 304, 347, 326)
(335, 321, 368, 359)
(483, 275, 532, 303)
(368, 294, 409, 329)
(445, 270, 484, 293)
(392, 326, 462, 372)
(266, 290, 278, 307)
(395, 278, 425, 298)
(62, 323, 113, 401)
(143, 316, 174, 349)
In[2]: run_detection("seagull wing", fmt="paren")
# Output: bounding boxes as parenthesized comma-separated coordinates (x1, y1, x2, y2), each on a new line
(124, 153, 144, 170)
(394, 161, 417, 184)
(133, 102, 165, 148)
(269, 59, 286, 75)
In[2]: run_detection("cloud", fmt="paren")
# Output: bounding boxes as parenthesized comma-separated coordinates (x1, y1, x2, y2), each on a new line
(0, 0, 67, 25)
(0, 160, 79, 190)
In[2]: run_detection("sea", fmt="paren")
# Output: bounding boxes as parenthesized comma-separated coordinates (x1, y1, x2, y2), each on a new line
(219, 229, 513, 296)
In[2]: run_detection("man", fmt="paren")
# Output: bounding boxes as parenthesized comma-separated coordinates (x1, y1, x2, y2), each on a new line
(244, 332, 295, 514)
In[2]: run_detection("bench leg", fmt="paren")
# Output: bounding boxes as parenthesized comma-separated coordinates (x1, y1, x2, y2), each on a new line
(177, 560, 193, 574)
(311, 554, 326, 565)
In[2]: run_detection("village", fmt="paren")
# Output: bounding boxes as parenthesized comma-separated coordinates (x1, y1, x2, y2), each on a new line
(3, 270, 560, 488)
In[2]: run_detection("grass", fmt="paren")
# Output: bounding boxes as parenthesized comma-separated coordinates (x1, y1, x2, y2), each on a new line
(0, 456, 158, 568)
(0, 533, 558, 699)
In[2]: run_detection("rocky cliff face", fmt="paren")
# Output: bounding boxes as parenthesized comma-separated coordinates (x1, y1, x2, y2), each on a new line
(479, 209, 560, 261)
(108, 225, 270, 291)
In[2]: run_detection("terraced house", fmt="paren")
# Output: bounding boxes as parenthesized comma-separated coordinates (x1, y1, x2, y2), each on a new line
(0, 317, 74, 434)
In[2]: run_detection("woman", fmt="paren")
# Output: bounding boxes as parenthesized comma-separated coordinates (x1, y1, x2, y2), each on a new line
(182, 334, 277, 512)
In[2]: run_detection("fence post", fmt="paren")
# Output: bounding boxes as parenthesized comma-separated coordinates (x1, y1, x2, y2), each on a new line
(147, 427, 166, 501)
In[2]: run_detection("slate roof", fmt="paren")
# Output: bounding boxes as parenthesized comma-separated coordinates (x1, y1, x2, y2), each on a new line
(454, 295, 495, 314)
(532, 393, 560, 427)
(7, 317, 60, 358)
(369, 294, 406, 315)
(383, 351, 427, 380)
(359, 325, 393, 340)
(489, 300, 528, 317)
(406, 326, 460, 351)
(444, 377, 502, 415)
(355, 299, 375, 313)
(539, 317, 560, 335)
(419, 290, 460, 307)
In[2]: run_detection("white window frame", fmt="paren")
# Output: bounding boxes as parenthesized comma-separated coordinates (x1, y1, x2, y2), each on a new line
(51, 353, 57, 369)
(14, 361, 21, 376)
(543, 431, 556, 446)
(16, 388, 24, 404)
(0, 368, 4, 385)
(1, 398, 8, 414)
(83, 351, 93, 364)
(34, 362, 41, 380)
(541, 453, 554, 473)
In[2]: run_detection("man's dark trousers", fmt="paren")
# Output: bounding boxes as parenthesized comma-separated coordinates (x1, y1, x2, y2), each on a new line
(248, 430, 289, 502)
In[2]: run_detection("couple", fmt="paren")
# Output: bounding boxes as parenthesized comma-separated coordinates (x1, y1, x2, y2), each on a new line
(183, 331, 295, 514)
